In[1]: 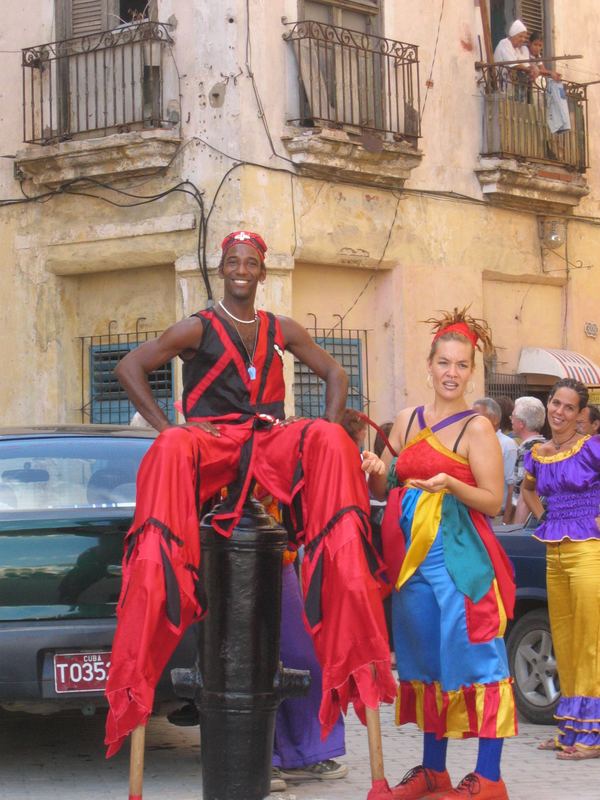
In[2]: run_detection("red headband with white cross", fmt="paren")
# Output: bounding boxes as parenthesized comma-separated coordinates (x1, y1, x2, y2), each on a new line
(221, 231, 268, 261)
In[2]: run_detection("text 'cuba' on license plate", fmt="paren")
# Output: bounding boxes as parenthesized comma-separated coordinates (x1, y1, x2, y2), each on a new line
(53, 651, 111, 693)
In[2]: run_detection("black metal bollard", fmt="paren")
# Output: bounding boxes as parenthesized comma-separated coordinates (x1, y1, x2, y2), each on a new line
(172, 498, 310, 800)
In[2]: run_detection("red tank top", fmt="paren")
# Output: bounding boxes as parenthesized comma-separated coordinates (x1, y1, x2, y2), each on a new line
(182, 309, 286, 421)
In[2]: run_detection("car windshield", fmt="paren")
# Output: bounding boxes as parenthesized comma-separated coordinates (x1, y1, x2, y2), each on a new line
(0, 436, 151, 513)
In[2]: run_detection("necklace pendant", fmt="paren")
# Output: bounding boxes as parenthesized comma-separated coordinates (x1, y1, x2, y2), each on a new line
(247, 365, 256, 380)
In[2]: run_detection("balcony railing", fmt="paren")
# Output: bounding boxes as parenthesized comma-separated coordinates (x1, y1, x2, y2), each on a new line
(479, 64, 588, 171)
(284, 21, 420, 141)
(22, 21, 176, 145)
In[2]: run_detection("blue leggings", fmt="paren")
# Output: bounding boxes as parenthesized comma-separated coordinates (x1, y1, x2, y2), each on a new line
(424, 733, 503, 781)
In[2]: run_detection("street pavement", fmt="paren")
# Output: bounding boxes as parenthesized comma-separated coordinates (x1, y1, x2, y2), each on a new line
(1, 704, 597, 799)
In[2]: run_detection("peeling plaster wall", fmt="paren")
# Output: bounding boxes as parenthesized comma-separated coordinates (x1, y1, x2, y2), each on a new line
(553, 5, 600, 218)
(291, 261, 396, 425)
(0, 1, 599, 426)
(57, 265, 176, 422)
(0, 2, 54, 195)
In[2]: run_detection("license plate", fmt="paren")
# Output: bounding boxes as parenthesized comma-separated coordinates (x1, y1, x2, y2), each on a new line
(53, 651, 111, 694)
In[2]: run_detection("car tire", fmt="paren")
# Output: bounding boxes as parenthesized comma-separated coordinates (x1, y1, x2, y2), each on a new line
(506, 608, 560, 725)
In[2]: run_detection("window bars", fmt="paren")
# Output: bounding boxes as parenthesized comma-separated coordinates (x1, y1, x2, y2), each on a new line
(293, 317, 370, 420)
(485, 371, 528, 402)
(81, 318, 369, 428)
(79, 320, 174, 424)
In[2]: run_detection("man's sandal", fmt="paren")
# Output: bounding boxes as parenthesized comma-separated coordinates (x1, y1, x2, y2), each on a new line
(556, 746, 600, 761)
(537, 738, 560, 751)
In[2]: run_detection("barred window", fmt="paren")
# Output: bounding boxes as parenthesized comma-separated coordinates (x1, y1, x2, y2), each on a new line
(294, 333, 367, 418)
(484, 370, 528, 402)
(89, 343, 173, 425)
(79, 326, 174, 425)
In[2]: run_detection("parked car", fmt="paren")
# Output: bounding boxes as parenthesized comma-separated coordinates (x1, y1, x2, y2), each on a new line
(494, 517, 558, 725)
(0, 426, 197, 716)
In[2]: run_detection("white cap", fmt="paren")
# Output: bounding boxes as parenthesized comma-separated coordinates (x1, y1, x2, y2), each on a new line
(508, 19, 527, 36)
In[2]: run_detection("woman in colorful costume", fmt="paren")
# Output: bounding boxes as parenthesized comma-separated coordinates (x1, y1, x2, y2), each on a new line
(521, 378, 600, 760)
(367, 309, 517, 800)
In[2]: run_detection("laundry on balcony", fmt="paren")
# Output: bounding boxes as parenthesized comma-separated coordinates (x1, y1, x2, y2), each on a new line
(478, 62, 588, 171)
(546, 79, 571, 134)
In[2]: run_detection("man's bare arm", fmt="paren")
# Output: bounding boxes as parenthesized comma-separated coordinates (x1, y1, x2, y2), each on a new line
(279, 316, 348, 423)
(114, 317, 204, 432)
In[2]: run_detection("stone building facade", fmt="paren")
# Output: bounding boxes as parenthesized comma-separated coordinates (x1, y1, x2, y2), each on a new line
(1, 0, 599, 429)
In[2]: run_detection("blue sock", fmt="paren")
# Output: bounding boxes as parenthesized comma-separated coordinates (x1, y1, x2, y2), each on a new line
(475, 738, 503, 782)
(422, 732, 448, 773)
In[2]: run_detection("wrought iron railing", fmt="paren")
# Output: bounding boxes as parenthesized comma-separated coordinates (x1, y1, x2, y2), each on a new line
(479, 64, 588, 171)
(22, 21, 176, 145)
(284, 20, 420, 140)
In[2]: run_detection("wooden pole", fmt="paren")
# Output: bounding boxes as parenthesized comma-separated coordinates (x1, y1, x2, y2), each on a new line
(478, 0, 494, 64)
(365, 705, 386, 782)
(129, 725, 146, 800)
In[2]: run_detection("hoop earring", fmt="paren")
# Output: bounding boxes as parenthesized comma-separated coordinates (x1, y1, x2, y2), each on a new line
(426, 374, 433, 389)
(466, 381, 475, 394)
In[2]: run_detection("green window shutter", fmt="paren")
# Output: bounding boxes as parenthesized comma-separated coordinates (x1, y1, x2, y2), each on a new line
(515, 0, 544, 36)
(56, 0, 116, 38)
(71, 0, 107, 35)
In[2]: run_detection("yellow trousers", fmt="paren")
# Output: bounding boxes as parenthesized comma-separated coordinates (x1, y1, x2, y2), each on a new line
(546, 538, 600, 748)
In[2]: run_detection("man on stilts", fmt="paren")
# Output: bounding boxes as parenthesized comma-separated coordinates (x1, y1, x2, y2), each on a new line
(104, 230, 396, 796)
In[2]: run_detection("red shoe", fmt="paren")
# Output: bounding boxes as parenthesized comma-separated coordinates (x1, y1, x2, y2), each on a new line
(434, 773, 509, 800)
(391, 765, 452, 799)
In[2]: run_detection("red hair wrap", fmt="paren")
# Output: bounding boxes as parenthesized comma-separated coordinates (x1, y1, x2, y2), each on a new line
(433, 321, 478, 348)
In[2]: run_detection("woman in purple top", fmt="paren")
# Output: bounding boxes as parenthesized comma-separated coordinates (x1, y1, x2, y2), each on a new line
(521, 377, 600, 760)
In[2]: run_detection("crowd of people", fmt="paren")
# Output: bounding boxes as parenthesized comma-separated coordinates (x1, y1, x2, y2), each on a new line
(106, 229, 600, 800)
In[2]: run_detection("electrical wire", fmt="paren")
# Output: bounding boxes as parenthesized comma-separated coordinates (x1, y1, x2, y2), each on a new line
(5, 176, 214, 302)
(244, 0, 295, 165)
(421, 0, 445, 120)
(321, 194, 402, 340)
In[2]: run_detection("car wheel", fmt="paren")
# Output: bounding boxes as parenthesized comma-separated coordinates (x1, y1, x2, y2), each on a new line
(506, 608, 560, 725)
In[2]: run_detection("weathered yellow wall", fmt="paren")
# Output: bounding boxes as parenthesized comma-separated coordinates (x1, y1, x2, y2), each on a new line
(58, 266, 176, 423)
(1, 0, 599, 428)
(483, 279, 565, 371)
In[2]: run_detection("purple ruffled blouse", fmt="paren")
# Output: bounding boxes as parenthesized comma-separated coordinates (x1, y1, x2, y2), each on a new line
(523, 435, 600, 543)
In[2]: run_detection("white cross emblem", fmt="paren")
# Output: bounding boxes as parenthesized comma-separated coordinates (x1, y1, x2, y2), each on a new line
(234, 232, 252, 242)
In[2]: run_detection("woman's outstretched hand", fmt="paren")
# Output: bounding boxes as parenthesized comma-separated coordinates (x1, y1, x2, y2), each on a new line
(408, 473, 451, 493)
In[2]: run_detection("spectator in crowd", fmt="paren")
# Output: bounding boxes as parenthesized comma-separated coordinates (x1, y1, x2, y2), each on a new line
(495, 395, 515, 436)
(577, 404, 600, 436)
(521, 378, 600, 759)
(473, 397, 518, 516)
(370, 420, 395, 550)
(504, 396, 546, 524)
(371, 421, 395, 655)
(340, 407, 368, 450)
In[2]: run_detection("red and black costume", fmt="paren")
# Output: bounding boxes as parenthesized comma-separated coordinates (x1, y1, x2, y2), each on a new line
(105, 308, 396, 756)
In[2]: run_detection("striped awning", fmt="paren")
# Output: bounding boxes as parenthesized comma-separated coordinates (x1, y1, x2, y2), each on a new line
(518, 347, 600, 385)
